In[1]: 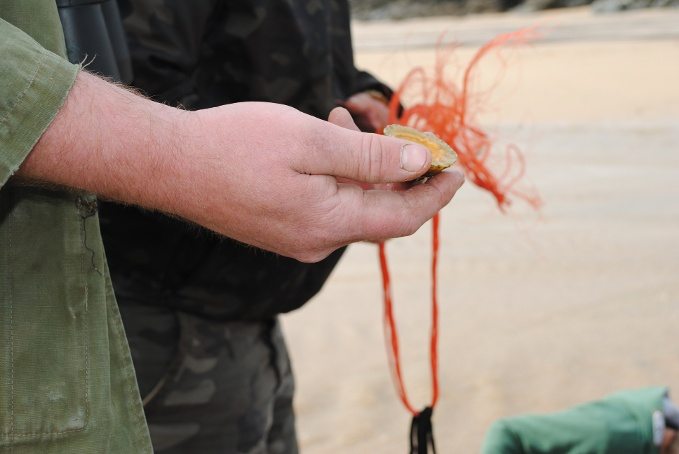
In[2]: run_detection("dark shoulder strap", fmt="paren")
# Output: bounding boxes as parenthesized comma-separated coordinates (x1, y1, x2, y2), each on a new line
(56, 0, 132, 83)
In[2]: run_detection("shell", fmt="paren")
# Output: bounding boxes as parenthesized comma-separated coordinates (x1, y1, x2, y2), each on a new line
(383, 124, 457, 175)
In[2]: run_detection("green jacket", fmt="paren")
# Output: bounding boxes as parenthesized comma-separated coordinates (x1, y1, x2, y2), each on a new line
(481, 387, 667, 454)
(0, 1, 151, 452)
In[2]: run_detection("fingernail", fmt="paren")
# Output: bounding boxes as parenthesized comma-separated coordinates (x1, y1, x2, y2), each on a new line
(400, 144, 429, 172)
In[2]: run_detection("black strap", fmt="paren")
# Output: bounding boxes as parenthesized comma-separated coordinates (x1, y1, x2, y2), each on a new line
(409, 406, 436, 454)
(57, 0, 132, 83)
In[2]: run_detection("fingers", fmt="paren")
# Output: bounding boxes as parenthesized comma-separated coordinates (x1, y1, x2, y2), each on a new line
(300, 110, 433, 184)
(337, 169, 465, 243)
(344, 93, 390, 132)
(328, 106, 360, 131)
(286, 168, 464, 262)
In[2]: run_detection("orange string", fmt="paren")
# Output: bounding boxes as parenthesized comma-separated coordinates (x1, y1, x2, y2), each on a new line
(378, 28, 542, 423)
(379, 213, 440, 416)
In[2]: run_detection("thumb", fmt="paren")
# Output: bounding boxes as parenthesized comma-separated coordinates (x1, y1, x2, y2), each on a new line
(302, 110, 432, 183)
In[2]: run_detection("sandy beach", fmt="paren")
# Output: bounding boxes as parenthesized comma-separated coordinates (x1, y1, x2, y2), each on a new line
(283, 7, 679, 453)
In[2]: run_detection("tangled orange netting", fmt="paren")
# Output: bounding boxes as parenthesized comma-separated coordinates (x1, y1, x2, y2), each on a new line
(385, 28, 541, 210)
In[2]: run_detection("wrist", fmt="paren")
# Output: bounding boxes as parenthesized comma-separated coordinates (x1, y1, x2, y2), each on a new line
(24, 71, 194, 217)
(139, 104, 193, 211)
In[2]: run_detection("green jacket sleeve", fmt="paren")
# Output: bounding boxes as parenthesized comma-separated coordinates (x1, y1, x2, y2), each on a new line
(0, 18, 79, 188)
(481, 387, 667, 454)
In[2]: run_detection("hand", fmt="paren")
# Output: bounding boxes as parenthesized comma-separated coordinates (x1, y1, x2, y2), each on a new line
(343, 91, 390, 133)
(662, 428, 677, 454)
(24, 72, 465, 263)
(330, 106, 409, 192)
(329, 107, 412, 246)
(175, 103, 464, 261)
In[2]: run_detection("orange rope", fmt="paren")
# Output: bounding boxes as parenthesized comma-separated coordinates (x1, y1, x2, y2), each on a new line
(378, 32, 542, 452)
(379, 213, 440, 416)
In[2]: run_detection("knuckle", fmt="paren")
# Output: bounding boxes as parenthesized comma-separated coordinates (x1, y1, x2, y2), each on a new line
(433, 178, 454, 206)
(427, 182, 447, 207)
(374, 208, 418, 239)
(295, 223, 337, 264)
(360, 133, 385, 182)
(400, 213, 420, 237)
(397, 194, 428, 237)
(295, 248, 331, 264)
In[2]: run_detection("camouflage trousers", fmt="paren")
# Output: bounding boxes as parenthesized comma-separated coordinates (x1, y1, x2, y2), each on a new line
(119, 303, 298, 454)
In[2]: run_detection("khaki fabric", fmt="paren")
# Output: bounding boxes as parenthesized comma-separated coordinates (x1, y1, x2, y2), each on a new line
(0, 1, 151, 452)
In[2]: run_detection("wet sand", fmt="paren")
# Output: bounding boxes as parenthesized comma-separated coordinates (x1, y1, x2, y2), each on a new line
(284, 8, 679, 453)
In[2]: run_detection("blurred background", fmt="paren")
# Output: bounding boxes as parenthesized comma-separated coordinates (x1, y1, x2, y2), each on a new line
(284, 3, 679, 453)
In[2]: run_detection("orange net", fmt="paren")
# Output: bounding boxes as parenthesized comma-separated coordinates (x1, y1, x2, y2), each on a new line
(385, 29, 541, 210)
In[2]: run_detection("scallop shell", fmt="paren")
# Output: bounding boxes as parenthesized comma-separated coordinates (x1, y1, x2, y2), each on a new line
(384, 124, 457, 175)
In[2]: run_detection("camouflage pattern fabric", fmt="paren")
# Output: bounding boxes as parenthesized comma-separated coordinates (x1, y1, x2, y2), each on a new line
(120, 304, 297, 453)
(102, 0, 391, 451)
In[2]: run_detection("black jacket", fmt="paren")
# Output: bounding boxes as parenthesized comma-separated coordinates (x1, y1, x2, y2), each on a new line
(100, 0, 391, 320)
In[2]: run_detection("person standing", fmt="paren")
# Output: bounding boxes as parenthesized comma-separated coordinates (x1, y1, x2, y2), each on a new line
(102, 0, 396, 452)
(0, 1, 463, 452)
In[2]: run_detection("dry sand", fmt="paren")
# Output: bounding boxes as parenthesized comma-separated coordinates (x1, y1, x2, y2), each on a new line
(283, 8, 679, 453)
